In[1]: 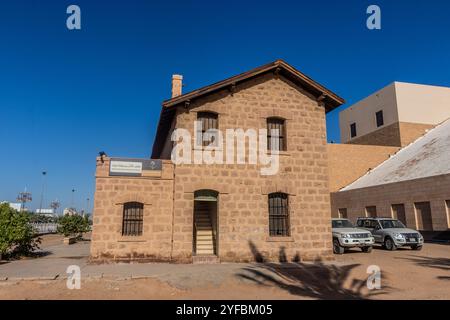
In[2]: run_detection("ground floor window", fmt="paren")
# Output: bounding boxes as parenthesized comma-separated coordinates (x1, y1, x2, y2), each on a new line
(268, 192, 290, 236)
(365, 206, 377, 218)
(391, 204, 406, 225)
(414, 201, 433, 231)
(338, 208, 348, 219)
(122, 202, 144, 236)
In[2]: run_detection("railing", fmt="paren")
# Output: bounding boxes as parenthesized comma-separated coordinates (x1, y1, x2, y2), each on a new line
(31, 223, 58, 235)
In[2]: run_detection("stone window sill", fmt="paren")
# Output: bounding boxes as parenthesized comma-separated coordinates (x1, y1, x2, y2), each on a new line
(266, 236, 294, 242)
(118, 237, 147, 243)
(266, 151, 291, 156)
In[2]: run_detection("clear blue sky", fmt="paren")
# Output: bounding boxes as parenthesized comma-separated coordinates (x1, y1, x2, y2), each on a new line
(1, 0, 450, 212)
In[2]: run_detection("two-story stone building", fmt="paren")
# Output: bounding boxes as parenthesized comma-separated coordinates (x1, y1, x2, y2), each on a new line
(90, 60, 345, 263)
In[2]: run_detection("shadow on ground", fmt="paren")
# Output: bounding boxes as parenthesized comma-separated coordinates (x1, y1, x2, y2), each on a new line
(401, 255, 450, 280)
(235, 241, 388, 300)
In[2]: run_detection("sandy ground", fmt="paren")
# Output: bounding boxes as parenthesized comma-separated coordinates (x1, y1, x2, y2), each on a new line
(0, 234, 449, 300)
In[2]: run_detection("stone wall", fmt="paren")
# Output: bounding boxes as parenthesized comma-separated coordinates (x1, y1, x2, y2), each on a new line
(330, 174, 450, 231)
(90, 157, 175, 262)
(327, 144, 400, 192)
(170, 73, 333, 262)
(91, 73, 336, 263)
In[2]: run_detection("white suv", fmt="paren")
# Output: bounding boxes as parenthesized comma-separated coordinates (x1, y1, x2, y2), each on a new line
(332, 218, 375, 254)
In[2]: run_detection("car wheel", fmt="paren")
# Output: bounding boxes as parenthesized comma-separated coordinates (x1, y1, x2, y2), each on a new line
(411, 245, 423, 251)
(333, 239, 345, 254)
(384, 237, 397, 251)
(362, 246, 373, 253)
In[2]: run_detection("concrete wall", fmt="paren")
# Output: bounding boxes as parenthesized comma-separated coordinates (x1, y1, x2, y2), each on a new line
(340, 82, 450, 146)
(327, 144, 400, 192)
(340, 83, 398, 143)
(396, 82, 450, 125)
(330, 173, 450, 231)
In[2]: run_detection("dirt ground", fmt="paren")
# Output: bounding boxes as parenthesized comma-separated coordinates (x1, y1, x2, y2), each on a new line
(0, 236, 449, 300)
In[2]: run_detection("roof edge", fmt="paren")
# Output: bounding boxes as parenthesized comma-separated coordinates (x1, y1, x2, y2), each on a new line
(161, 59, 345, 111)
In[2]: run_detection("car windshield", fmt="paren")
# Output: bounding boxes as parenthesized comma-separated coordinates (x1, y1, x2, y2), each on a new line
(332, 220, 354, 228)
(380, 219, 406, 229)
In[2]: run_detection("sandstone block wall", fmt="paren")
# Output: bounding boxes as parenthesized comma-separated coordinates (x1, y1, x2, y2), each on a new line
(91, 73, 336, 263)
(171, 74, 333, 262)
(327, 144, 400, 192)
(90, 157, 175, 261)
(330, 174, 450, 231)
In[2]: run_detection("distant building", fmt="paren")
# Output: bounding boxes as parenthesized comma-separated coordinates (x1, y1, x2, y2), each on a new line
(331, 83, 450, 232)
(36, 208, 55, 215)
(340, 82, 450, 147)
(1, 202, 22, 211)
(63, 208, 78, 216)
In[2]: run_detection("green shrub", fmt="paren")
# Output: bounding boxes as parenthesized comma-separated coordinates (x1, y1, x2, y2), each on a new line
(57, 214, 90, 238)
(0, 203, 41, 257)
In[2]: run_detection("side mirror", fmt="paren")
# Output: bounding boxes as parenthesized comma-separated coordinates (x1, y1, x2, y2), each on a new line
(375, 225, 381, 230)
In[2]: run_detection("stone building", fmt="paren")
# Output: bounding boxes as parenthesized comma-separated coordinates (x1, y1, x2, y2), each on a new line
(91, 60, 345, 263)
(331, 83, 450, 233)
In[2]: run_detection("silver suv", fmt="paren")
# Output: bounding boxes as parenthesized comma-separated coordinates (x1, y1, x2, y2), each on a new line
(356, 217, 424, 251)
(332, 218, 375, 254)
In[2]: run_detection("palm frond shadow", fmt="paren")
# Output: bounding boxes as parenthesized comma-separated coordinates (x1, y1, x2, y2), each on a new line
(236, 241, 389, 299)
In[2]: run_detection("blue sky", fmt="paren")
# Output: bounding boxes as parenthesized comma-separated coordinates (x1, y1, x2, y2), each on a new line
(1, 0, 450, 212)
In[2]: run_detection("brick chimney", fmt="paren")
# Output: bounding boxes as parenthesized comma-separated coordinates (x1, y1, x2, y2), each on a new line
(171, 74, 183, 98)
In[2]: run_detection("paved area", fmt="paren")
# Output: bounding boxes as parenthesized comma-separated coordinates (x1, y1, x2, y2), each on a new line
(0, 235, 449, 299)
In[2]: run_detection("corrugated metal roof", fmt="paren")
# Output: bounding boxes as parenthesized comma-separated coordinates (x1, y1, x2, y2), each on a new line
(341, 118, 450, 191)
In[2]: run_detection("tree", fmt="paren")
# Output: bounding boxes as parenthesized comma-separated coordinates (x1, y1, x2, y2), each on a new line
(57, 214, 90, 238)
(0, 203, 41, 258)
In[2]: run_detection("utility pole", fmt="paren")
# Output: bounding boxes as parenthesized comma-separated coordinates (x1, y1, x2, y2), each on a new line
(86, 197, 90, 215)
(38, 171, 47, 214)
(71, 188, 76, 209)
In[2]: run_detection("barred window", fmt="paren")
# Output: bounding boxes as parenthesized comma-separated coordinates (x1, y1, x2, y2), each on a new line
(268, 192, 290, 236)
(197, 112, 218, 147)
(122, 202, 144, 236)
(267, 118, 286, 151)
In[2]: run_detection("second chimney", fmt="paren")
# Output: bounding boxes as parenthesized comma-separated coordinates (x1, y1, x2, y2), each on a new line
(171, 74, 183, 98)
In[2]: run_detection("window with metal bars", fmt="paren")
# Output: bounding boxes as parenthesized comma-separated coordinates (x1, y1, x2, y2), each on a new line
(267, 118, 286, 151)
(268, 193, 290, 236)
(197, 112, 218, 147)
(122, 202, 144, 236)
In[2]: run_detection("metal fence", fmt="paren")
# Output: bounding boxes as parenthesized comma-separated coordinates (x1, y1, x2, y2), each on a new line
(31, 223, 58, 235)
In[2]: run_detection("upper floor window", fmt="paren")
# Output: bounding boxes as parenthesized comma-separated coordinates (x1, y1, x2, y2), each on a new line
(122, 202, 144, 236)
(197, 112, 218, 147)
(350, 122, 357, 138)
(268, 192, 290, 236)
(267, 118, 286, 151)
(376, 110, 384, 127)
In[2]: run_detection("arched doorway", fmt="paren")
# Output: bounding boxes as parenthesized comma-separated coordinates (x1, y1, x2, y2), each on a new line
(193, 190, 218, 256)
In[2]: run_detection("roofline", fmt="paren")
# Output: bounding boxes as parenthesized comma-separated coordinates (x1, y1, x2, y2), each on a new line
(162, 59, 345, 110)
(151, 59, 345, 158)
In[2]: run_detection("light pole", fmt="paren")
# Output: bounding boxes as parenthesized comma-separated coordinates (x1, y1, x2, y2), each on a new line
(86, 197, 90, 215)
(38, 171, 47, 214)
(71, 188, 76, 209)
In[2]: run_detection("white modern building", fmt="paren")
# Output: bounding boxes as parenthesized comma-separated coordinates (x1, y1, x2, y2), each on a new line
(340, 82, 450, 147)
